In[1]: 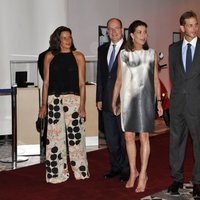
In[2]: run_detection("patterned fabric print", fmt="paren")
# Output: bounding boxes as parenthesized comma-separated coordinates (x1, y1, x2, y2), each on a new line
(46, 94, 89, 183)
(46, 94, 69, 184)
(63, 95, 90, 180)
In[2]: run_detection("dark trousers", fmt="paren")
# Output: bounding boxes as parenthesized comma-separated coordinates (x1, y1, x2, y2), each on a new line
(102, 111, 129, 175)
(170, 100, 200, 184)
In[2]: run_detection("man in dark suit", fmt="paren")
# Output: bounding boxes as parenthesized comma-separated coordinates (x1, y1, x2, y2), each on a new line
(96, 18, 129, 181)
(38, 48, 50, 80)
(168, 11, 200, 197)
(37, 48, 50, 156)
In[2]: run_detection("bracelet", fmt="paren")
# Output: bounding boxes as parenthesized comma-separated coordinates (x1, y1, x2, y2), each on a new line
(157, 100, 162, 102)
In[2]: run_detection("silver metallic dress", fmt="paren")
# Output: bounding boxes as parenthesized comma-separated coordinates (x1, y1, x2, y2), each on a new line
(120, 48, 155, 132)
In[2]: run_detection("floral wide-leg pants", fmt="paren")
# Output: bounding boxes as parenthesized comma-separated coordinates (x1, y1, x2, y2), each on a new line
(45, 94, 89, 184)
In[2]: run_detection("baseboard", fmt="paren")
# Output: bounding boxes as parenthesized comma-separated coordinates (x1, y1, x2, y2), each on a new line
(17, 144, 40, 156)
(86, 136, 98, 146)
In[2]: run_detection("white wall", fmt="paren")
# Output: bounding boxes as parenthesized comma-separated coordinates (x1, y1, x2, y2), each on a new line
(0, 0, 68, 87)
(0, 0, 68, 135)
(67, 0, 200, 90)
(0, 0, 200, 135)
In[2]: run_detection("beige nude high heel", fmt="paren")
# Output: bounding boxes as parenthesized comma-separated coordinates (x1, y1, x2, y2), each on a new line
(135, 175, 148, 192)
(125, 172, 139, 189)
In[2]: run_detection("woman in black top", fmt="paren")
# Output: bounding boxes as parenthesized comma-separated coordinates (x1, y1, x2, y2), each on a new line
(39, 26, 89, 184)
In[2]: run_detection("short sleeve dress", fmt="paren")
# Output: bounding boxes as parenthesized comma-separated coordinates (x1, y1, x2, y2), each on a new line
(120, 48, 155, 133)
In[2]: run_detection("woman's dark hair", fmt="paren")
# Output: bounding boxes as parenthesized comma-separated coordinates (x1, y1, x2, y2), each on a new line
(179, 10, 197, 26)
(125, 20, 149, 51)
(49, 26, 76, 55)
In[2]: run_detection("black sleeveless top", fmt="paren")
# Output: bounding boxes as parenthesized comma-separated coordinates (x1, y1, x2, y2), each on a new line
(48, 52, 80, 95)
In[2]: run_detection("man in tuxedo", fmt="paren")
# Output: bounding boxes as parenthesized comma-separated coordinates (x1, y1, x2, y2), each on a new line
(96, 18, 129, 181)
(168, 11, 200, 197)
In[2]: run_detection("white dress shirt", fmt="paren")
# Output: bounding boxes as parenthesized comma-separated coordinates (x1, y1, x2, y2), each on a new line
(182, 37, 197, 71)
(107, 38, 123, 65)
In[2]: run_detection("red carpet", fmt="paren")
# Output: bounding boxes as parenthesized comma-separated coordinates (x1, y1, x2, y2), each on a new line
(0, 133, 193, 200)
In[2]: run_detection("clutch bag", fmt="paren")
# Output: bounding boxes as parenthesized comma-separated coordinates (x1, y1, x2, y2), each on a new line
(35, 117, 45, 133)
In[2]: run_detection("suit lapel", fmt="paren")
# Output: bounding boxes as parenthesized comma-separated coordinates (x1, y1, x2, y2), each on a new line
(102, 43, 110, 72)
(176, 41, 185, 75)
(184, 38, 200, 78)
(191, 38, 200, 72)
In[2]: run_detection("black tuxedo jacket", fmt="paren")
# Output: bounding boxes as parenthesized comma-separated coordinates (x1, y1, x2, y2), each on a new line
(38, 48, 50, 80)
(169, 38, 200, 115)
(96, 41, 125, 112)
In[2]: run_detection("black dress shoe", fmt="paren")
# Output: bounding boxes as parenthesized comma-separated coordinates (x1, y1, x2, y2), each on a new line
(104, 171, 120, 179)
(193, 184, 200, 197)
(167, 181, 183, 196)
(119, 173, 129, 182)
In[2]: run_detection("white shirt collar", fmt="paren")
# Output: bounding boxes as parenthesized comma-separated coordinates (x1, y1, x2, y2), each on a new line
(183, 37, 197, 48)
(110, 38, 123, 48)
